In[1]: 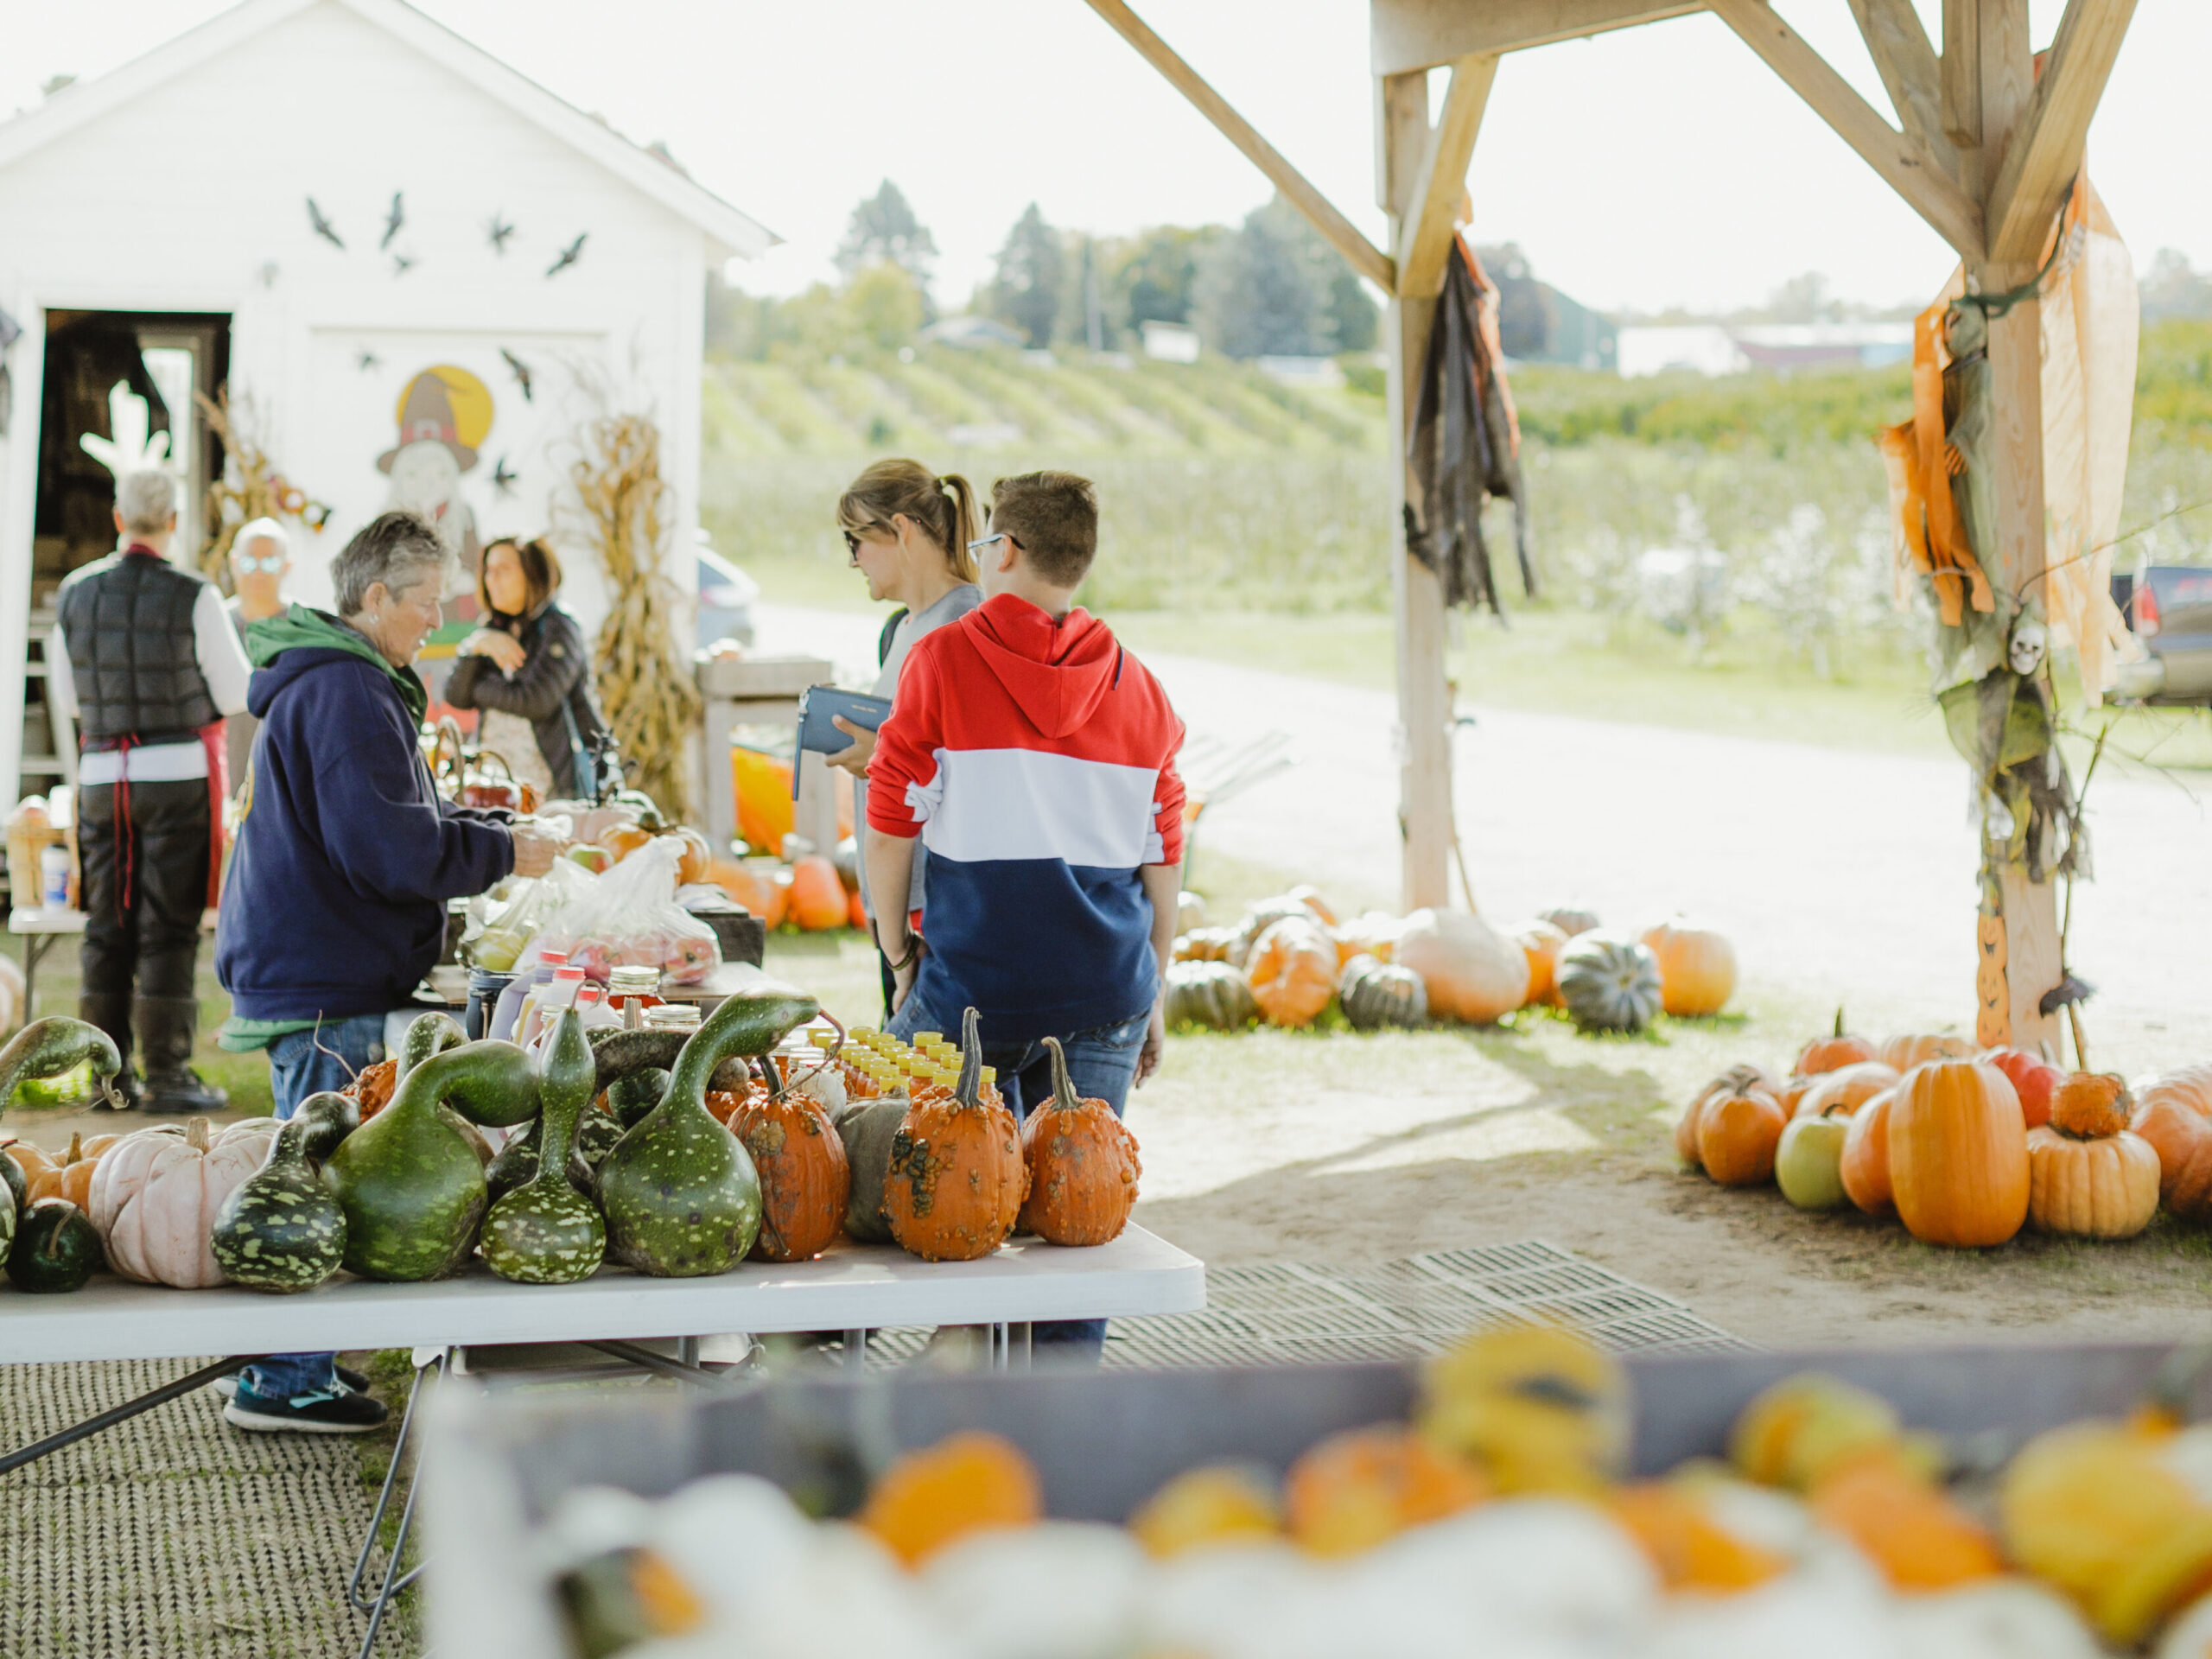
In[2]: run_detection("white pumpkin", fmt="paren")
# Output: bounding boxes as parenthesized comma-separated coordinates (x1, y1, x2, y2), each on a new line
(88, 1116, 279, 1287)
(1897, 1579, 2102, 1659)
(1392, 909, 1529, 1025)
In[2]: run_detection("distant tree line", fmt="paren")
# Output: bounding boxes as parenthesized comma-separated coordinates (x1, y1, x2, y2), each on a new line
(707, 181, 1380, 363)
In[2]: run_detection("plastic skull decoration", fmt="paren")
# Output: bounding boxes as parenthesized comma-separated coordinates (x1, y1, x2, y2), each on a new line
(2008, 619, 2048, 677)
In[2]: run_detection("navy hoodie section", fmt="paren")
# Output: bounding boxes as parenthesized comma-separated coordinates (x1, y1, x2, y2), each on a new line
(216, 643, 513, 1020)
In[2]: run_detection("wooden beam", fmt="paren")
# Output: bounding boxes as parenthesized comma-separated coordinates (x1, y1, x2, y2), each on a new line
(1711, 0, 1985, 259)
(1372, 0, 1702, 76)
(1394, 54, 1497, 299)
(1983, 0, 2139, 264)
(1942, 0, 1982, 144)
(1083, 0, 1395, 292)
(1847, 0, 1949, 169)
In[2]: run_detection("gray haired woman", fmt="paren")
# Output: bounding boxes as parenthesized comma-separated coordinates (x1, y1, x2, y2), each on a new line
(212, 510, 556, 1434)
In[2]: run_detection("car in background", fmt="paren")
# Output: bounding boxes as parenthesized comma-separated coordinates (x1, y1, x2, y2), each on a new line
(696, 534, 759, 651)
(2109, 567, 2212, 703)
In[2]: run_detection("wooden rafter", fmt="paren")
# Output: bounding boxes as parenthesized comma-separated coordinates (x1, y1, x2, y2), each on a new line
(1082, 0, 1395, 293)
(1370, 0, 1703, 77)
(1942, 0, 1983, 145)
(1847, 0, 1949, 173)
(1711, 0, 1985, 259)
(1983, 0, 2139, 264)
(1393, 54, 1497, 299)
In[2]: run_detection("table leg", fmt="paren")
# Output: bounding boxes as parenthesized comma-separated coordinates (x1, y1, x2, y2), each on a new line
(1010, 1323, 1033, 1371)
(582, 1339, 743, 1390)
(349, 1347, 448, 1656)
(0, 1355, 260, 1477)
(989, 1323, 1008, 1372)
(21, 933, 51, 1025)
(842, 1330, 868, 1375)
(677, 1335, 700, 1369)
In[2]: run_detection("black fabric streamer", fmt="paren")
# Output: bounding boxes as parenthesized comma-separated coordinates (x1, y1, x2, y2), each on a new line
(1403, 245, 1534, 615)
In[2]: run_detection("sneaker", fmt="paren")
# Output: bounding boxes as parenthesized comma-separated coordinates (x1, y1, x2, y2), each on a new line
(223, 1384, 390, 1435)
(212, 1363, 370, 1402)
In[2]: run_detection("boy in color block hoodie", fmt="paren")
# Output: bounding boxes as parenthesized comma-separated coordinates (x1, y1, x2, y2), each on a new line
(866, 471, 1185, 1174)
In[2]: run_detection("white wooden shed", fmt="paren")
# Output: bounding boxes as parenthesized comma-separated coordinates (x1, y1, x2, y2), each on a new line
(0, 0, 775, 803)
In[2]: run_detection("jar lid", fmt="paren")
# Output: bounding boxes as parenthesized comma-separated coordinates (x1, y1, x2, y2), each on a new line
(608, 966, 660, 992)
(645, 1003, 701, 1028)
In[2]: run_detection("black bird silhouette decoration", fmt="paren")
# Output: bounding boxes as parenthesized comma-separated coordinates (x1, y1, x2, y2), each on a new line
(391, 251, 416, 277)
(545, 232, 587, 277)
(380, 191, 405, 251)
(499, 348, 535, 402)
(492, 457, 518, 495)
(486, 213, 516, 253)
(357, 350, 381, 372)
(306, 198, 344, 250)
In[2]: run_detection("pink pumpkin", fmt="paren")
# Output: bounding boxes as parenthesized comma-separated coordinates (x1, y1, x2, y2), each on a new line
(89, 1117, 281, 1287)
(1984, 1048, 2063, 1130)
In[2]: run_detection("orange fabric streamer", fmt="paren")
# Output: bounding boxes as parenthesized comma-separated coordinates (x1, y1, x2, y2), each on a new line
(1880, 300, 1993, 626)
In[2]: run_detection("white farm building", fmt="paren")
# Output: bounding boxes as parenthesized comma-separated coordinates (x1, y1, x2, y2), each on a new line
(0, 0, 775, 802)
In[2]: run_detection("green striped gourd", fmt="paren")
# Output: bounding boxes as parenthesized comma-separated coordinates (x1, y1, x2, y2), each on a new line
(481, 1012, 607, 1285)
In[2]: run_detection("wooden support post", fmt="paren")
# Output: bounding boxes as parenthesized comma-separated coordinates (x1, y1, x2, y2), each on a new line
(1968, 0, 2061, 1053)
(1381, 71, 1453, 912)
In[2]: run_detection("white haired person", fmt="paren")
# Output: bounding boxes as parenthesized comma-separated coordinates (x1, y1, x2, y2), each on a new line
(49, 469, 254, 1112)
(223, 516, 291, 794)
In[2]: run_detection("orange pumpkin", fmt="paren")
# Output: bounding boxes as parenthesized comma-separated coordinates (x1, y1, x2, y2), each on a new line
(1610, 1483, 1789, 1594)
(1809, 1457, 2003, 1591)
(2049, 1072, 2133, 1140)
(1840, 1086, 1898, 1215)
(1886, 1059, 2030, 1248)
(2133, 1091, 2212, 1220)
(2027, 1125, 2159, 1239)
(1287, 884, 1338, 928)
(785, 855, 848, 931)
(1676, 1065, 1778, 1170)
(599, 822, 654, 862)
(346, 1058, 399, 1120)
(1017, 1037, 1141, 1247)
(1245, 917, 1338, 1028)
(663, 827, 714, 887)
(705, 860, 788, 929)
(861, 1432, 1042, 1566)
(2139, 1064, 2212, 1121)
(24, 1132, 103, 1209)
(1795, 1060, 1900, 1120)
(1513, 919, 1569, 1007)
(1877, 1032, 1976, 1071)
(734, 1087, 850, 1262)
(5, 1141, 58, 1185)
(883, 1008, 1028, 1262)
(1393, 908, 1529, 1025)
(1638, 918, 1737, 1017)
(1332, 912, 1403, 965)
(1284, 1426, 1486, 1557)
(847, 888, 867, 930)
(1772, 1076, 1814, 1119)
(1795, 1013, 1878, 1076)
(1697, 1086, 1786, 1187)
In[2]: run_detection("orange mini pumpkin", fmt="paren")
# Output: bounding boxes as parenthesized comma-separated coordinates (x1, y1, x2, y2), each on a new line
(1886, 1059, 2029, 1248)
(1285, 1426, 1486, 1557)
(1795, 1011, 1878, 1077)
(1610, 1483, 1789, 1594)
(734, 1085, 851, 1262)
(1840, 1086, 1898, 1215)
(883, 1008, 1028, 1262)
(2050, 1072, 2133, 1140)
(1877, 1032, 1976, 1071)
(1513, 919, 1569, 1007)
(23, 1132, 103, 1210)
(1810, 1457, 2003, 1592)
(1638, 918, 1737, 1017)
(1018, 1037, 1141, 1246)
(861, 1431, 1042, 1566)
(1697, 1085, 1786, 1186)
(1244, 916, 1339, 1029)
(1677, 1065, 1779, 1171)
(599, 822, 654, 862)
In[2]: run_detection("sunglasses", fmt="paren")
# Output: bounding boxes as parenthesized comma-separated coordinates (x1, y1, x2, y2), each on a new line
(843, 524, 883, 566)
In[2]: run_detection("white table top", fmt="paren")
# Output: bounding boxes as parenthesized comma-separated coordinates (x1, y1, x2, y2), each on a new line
(10, 906, 219, 936)
(0, 1225, 1205, 1364)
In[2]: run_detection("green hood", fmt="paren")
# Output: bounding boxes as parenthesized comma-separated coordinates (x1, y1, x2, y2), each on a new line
(245, 604, 429, 724)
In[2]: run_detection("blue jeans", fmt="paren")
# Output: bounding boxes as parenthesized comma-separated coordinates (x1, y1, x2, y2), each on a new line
(241, 1014, 388, 1402)
(888, 991, 1149, 1359)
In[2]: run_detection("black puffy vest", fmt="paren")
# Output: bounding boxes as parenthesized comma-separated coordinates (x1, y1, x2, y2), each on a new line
(58, 550, 219, 748)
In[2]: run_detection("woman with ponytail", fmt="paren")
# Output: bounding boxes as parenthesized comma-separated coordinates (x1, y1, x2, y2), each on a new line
(828, 460, 983, 1012)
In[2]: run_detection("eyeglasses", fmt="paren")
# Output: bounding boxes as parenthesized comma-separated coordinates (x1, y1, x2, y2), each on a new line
(967, 533, 1009, 556)
(233, 550, 286, 574)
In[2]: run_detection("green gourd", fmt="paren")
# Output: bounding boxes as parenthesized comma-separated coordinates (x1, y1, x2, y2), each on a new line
(482, 1012, 606, 1285)
(835, 1095, 907, 1244)
(324, 1042, 516, 1281)
(597, 982, 817, 1277)
(589, 1029, 688, 1095)
(606, 1068, 670, 1129)
(0, 1147, 23, 1212)
(211, 1099, 350, 1293)
(0, 1176, 14, 1270)
(486, 1109, 621, 1203)
(0, 1017, 122, 1122)
(292, 1090, 361, 1164)
(420, 1034, 539, 1128)
(6, 1198, 101, 1293)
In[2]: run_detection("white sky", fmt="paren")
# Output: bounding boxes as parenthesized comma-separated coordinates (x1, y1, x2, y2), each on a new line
(3, 0, 2206, 316)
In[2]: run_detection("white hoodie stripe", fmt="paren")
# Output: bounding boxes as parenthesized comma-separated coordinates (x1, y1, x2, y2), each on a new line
(910, 747, 1161, 867)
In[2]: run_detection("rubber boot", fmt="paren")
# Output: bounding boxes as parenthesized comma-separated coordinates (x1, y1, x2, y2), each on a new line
(136, 995, 227, 1114)
(78, 992, 143, 1110)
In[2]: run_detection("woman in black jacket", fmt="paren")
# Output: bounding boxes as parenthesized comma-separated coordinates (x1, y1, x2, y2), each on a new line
(445, 536, 612, 801)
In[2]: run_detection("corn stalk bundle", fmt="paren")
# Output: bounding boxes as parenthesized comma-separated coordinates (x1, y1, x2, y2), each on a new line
(194, 389, 332, 588)
(569, 410, 699, 819)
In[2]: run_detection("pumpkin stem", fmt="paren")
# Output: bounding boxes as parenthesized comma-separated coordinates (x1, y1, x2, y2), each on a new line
(1833, 1007, 1846, 1039)
(185, 1116, 210, 1154)
(64, 1132, 82, 1164)
(954, 1006, 982, 1110)
(1043, 1036, 1080, 1115)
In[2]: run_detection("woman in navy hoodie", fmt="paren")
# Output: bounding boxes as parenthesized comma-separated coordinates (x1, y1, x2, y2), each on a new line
(213, 511, 557, 1433)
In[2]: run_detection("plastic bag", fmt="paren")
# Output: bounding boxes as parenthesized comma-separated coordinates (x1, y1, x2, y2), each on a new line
(462, 856, 599, 972)
(518, 836, 722, 985)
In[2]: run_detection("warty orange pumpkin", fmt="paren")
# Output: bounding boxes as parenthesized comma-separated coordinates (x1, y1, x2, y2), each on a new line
(1244, 916, 1338, 1028)
(1638, 918, 1737, 1017)
(1886, 1059, 2030, 1248)
(883, 1008, 1027, 1262)
(733, 1084, 850, 1262)
(2049, 1072, 2133, 1140)
(1018, 1037, 1141, 1246)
